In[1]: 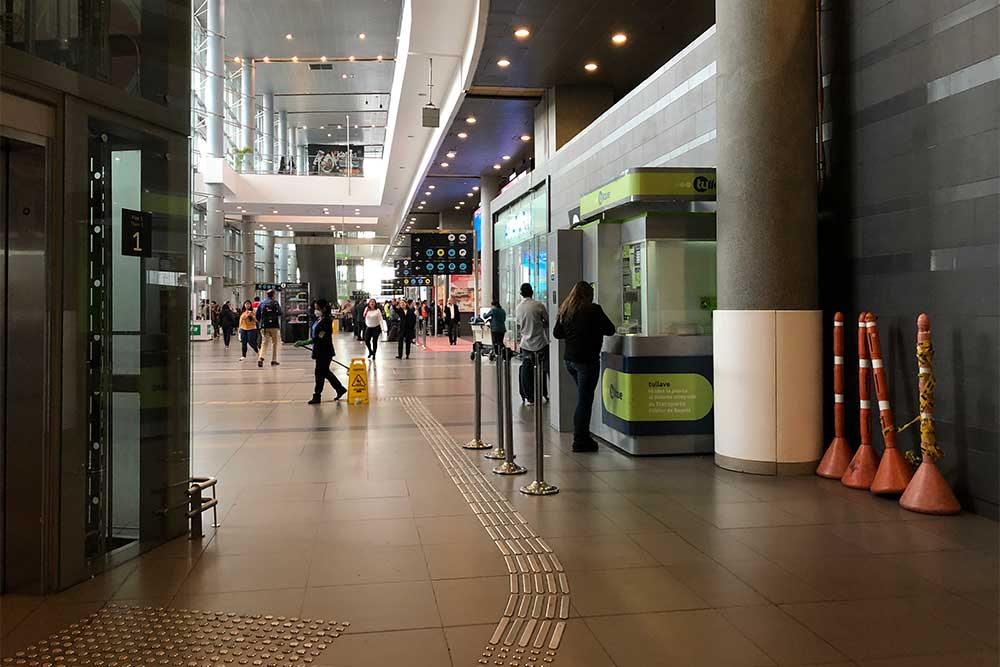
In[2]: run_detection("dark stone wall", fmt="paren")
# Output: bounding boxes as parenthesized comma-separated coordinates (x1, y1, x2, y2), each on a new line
(821, 0, 999, 517)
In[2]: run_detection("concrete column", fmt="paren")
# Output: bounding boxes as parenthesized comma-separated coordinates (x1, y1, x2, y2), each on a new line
(276, 233, 289, 283)
(263, 232, 276, 283)
(297, 133, 308, 175)
(278, 110, 288, 173)
(287, 125, 295, 173)
(296, 241, 339, 302)
(262, 93, 274, 174)
(240, 59, 255, 172)
(713, 0, 821, 475)
(240, 217, 256, 302)
(204, 0, 225, 305)
(287, 244, 298, 282)
(478, 175, 501, 304)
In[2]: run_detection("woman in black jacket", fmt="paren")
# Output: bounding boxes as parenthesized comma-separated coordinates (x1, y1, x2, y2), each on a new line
(396, 299, 418, 359)
(219, 301, 238, 349)
(301, 299, 347, 405)
(553, 281, 616, 452)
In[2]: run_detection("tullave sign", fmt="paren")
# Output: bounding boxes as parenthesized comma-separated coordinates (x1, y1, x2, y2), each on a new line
(601, 352, 714, 436)
(579, 168, 717, 220)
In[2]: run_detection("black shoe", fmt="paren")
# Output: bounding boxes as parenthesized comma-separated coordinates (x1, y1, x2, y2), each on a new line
(571, 440, 599, 452)
(308, 395, 321, 405)
(334, 387, 347, 401)
(271, 361, 280, 366)
(405, 356, 409, 359)
(257, 359, 263, 368)
(396, 355, 402, 359)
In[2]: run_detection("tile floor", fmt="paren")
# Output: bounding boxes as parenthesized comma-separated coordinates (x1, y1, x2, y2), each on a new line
(1, 334, 998, 666)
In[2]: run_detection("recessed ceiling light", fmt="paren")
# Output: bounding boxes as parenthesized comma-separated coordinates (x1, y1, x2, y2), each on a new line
(358, 32, 366, 40)
(285, 33, 293, 40)
(410, 217, 416, 221)
(466, 192, 474, 197)
(337, 124, 343, 129)
(377, 55, 383, 62)
(262, 56, 270, 63)
(457, 132, 468, 139)
(493, 164, 501, 170)
(424, 191, 431, 196)
(584, 62, 598, 72)
(454, 206, 460, 210)
(417, 205, 424, 210)
(502, 155, 511, 161)
(428, 185, 436, 190)
(273, 209, 279, 213)
(327, 133, 332, 137)
(233, 56, 242, 63)
(348, 55, 355, 62)
(330, 226, 336, 230)
(440, 162, 449, 168)
(473, 186, 480, 191)
(465, 116, 477, 124)
(520, 134, 531, 142)
(302, 125, 308, 129)
(446, 151, 457, 159)
(419, 200, 426, 205)
(514, 27, 530, 39)
(611, 32, 628, 45)
(341, 73, 348, 79)
(319, 126, 325, 129)
(497, 58, 511, 68)
(356, 225, 360, 229)
(459, 201, 466, 205)
(320, 55, 327, 62)
(291, 56, 299, 62)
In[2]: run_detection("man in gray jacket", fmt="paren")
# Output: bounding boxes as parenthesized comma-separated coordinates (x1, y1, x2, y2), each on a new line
(515, 283, 549, 404)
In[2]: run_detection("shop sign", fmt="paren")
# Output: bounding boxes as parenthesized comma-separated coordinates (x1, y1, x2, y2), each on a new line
(579, 168, 717, 219)
(601, 353, 714, 436)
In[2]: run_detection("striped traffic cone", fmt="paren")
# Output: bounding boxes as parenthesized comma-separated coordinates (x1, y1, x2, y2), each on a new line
(817, 312, 854, 478)
(842, 312, 880, 489)
(867, 312, 913, 495)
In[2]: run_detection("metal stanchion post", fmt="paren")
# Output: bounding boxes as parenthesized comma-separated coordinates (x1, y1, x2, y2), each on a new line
(464, 341, 491, 450)
(485, 346, 507, 460)
(521, 350, 559, 495)
(494, 347, 527, 475)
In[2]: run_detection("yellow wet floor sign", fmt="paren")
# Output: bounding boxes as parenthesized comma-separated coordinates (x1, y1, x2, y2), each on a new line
(347, 358, 369, 404)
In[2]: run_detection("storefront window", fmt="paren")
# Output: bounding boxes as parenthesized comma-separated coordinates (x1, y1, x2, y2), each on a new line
(494, 184, 549, 347)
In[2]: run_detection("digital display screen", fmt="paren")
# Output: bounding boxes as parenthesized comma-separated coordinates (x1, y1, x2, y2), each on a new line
(410, 232, 474, 275)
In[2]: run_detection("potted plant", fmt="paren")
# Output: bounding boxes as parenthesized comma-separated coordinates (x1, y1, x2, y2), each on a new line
(231, 147, 252, 172)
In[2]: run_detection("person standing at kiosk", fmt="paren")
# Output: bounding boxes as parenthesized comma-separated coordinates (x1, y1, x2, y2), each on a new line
(553, 281, 616, 452)
(516, 283, 549, 404)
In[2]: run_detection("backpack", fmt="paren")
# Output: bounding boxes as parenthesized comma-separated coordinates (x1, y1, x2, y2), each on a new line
(261, 301, 280, 328)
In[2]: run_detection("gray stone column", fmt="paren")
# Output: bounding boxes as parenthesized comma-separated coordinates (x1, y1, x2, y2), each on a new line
(263, 232, 276, 283)
(713, 0, 822, 474)
(204, 0, 225, 305)
(478, 175, 501, 304)
(240, 216, 256, 302)
(278, 110, 288, 173)
(240, 58, 255, 172)
(276, 233, 289, 283)
(287, 244, 298, 282)
(262, 93, 274, 174)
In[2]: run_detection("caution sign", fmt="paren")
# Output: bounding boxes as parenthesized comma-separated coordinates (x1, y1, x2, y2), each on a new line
(347, 358, 369, 404)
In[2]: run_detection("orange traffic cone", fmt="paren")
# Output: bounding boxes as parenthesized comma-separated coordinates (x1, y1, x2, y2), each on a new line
(817, 312, 854, 478)
(866, 313, 913, 495)
(899, 314, 960, 514)
(842, 313, 879, 489)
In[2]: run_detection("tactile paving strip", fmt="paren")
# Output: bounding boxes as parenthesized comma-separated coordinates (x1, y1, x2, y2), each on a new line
(1, 604, 349, 666)
(400, 397, 569, 666)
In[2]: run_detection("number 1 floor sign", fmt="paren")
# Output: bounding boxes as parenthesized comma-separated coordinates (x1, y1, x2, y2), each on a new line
(348, 358, 369, 404)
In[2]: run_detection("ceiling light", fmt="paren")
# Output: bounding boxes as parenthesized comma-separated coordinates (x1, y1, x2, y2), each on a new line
(446, 151, 457, 159)
(377, 55, 383, 62)
(493, 164, 501, 170)
(358, 32, 366, 40)
(319, 125, 325, 129)
(465, 116, 477, 124)
(424, 191, 431, 196)
(233, 56, 242, 63)
(520, 134, 531, 142)
(262, 56, 270, 63)
(457, 132, 468, 139)
(459, 201, 466, 205)
(417, 205, 424, 210)
(454, 206, 460, 210)
(410, 217, 416, 221)
(514, 27, 531, 39)
(584, 62, 598, 72)
(273, 209, 278, 213)
(320, 55, 327, 62)
(419, 200, 426, 205)
(611, 32, 628, 45)
(341, 73, 348, 79)
(472, 186, 480, 191)
(440, 162, 449, 168)
(467, 192, 474, 197)
(348, 55, 355, 62)
(291, 55, 299, 62)
(285, 33, 293, 40)
(428, 185, 436, 190)
(356, 225, 360, 229)
(302, 125, 308, 129)
(502, 155, 511, 161)
(330, 226, 336, 230)
(337, 124, 343, 129)
(497, 58, 511, 68)
(327, 133, 332, 137)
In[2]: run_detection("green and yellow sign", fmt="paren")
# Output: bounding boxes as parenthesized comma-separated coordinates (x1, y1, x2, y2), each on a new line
(601, 353, 714, 436)
(579, 168, 717, 219)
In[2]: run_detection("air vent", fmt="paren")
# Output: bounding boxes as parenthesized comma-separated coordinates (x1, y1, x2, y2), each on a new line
(309, 63, 334, 71)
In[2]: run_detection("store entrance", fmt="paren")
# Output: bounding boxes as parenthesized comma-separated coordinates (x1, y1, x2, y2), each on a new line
(497, 237, 548, 347)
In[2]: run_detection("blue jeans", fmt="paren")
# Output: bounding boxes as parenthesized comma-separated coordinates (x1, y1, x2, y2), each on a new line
(565, 360, 600, 444)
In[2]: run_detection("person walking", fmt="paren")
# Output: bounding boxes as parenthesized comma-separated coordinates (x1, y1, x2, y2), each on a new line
(516, 283, 549, 404)
(210, 301, 221, 338)
(297, 299, 347, 404)
(445, 297, 461, 345)
(238, 300, 260, 360)
(219, 301, 238, 349)
(362, 298, 386, 359)
(396, 299, 417, 359)
(353, 299, 366, 341)
(484, 300, 507, 358)
(553, 281, 616, 452)
(256, 289, 283, 368)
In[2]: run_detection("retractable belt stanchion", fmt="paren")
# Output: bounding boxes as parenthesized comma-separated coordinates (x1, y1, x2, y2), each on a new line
(493, 347, 526, 475)
(484, 345, 507, 460)
(521, 350, 558, 495)
(463, 341, 491, 450)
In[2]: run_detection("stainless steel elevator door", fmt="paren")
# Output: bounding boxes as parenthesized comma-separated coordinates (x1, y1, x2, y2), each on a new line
(0, 135, 50, 594)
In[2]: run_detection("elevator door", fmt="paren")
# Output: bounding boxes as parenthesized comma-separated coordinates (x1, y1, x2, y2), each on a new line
(0, 135, 50, 593)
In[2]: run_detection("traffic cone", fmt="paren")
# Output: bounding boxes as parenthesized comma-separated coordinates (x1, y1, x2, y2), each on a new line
(842, 313, 879, 489)
(818, 312, 854, 478)
(899, 314, 960, 514)
(866, 313, 913, 495)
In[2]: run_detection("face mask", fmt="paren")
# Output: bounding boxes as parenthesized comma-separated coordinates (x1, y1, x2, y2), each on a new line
(314, 310, 322, 318)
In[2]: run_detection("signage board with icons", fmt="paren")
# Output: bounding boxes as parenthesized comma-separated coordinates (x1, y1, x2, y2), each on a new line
(410, 232, 474, 275)
(394, 258, 429, 277)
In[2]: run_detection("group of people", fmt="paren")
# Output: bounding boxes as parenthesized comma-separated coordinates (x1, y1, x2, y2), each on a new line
(206, 290, 285, 367)
(484, 281, 615, 453)
(345, 297, 423, 359)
